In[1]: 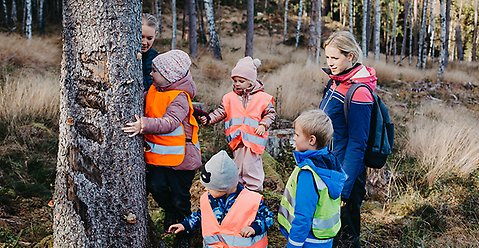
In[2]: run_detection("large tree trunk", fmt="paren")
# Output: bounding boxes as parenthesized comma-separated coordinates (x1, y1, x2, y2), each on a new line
(188, 0, 198, 57)
(295, 0, 304, 48)
(245, 0, 254, 56)
(362, 0, 368, 57)
(53, 0, 148, 247)
(438, 0, 447, 78)
(373, 0, 380, 60)
(473, 0, 478, 61)
(24, 0, 32, 39)
(455, 0, 463, 61)
(308, 0, 321, 63)
(349, 0, 353, 33)
(204, 0, 222, 59)
(417, 0, 428, 69)
(428, 0, 436, 63)
(400, 0, 410, 64)
(172, 0, 177, 49)
(283, 0, 289, 43)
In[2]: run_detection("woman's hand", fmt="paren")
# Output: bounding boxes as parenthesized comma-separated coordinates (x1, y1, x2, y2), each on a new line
(122, 115, 142, 137)
(239, 226, 255, 237)
(255, 124, 266, 136)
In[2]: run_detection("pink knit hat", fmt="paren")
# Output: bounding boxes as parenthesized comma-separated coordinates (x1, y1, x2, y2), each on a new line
(152, 50, 191, 83)
(231, 56, 262, 82)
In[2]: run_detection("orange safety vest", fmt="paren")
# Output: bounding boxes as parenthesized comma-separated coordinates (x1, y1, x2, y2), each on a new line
(223, 91, 274, 155)
(143, 87, 199, 166)
(200, 189, 268, 248)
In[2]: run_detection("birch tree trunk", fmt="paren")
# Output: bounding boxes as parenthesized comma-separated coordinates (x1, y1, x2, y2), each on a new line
(373, 0, 380, 60)
(417, 0, 428, 69)
(428, 0, 436, 63)
(38, 0, 45, 34)
(349, 0, 353, 33)
(283, 0, 289, 43)
(172, 0, 177, 49)
(25, 0, 31, 39)
(473, 0, 478, 61)
(362, 0, 368, 57)
(308, 0, 321, 63)
(445, 0, 450, 64)
(455, 0, 463, 61)
(204, 0, 222, 59)
(400, 0, 410, 64)
(188, 0, 198, 57)
(438, 0, 446, 78)
(53, 0, 148, 247)
(295, 0, 304, 48)
(245, 0, 254, 56)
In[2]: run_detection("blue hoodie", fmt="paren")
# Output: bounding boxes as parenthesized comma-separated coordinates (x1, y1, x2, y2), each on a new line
(281, 147, 347, 248)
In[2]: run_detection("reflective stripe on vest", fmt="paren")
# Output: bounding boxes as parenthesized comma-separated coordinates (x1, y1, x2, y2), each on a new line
(222, 91, 273, 155)
(144, 88, 200, 166)
(278, 165, 341, 239)
(200, 189, 268, 248)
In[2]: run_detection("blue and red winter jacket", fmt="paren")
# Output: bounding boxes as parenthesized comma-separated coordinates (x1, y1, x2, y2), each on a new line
(319, 64, 377, 199)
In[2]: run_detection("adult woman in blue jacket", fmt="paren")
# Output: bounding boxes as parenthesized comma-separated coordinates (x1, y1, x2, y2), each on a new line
(319, 31, 377, 248)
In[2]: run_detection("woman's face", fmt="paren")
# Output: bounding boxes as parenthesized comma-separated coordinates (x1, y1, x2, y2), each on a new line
(141, 25, 156, 53)
(325, 45, 354, 75)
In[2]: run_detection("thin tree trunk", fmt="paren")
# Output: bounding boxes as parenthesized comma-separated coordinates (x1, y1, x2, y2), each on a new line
(362, 0, 368, 57)
(245, 0, 254, 56)
(473, 0, 478, 61)
(25, 0, 32, 39)
(1, 0, 7, 28)
(455, 0, 463, 61)
(417, 0, 428, 69)
(197, 0, 207, 44)
(428, 0, 436, 63)
(153, 0, 163, 35)
(409, 0, 414, 65)
(38, 0, 45, 34)
(172, 0, 177, 49)
(445, 0, 450, 65)
(308, 0, 321, 63)
(366, 0, 372, 51)
(9, 0, 16, 31)
(283, 0, 289, 43)
(53, 0, 148, 247)
(295, 0, 304, 48)
(400, 0, 410, 64)
(188, 0, 198, 57)
(392, 0, 397, 63)
(438, 0, 446, 78)
(374, 0, 380, 60)
(204, 0, 222, 59)
(349, 0, 353, 33)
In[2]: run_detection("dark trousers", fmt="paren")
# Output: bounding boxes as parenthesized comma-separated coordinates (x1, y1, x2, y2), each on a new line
(334, 170, 366, 248)
(146, 165, 195, 228)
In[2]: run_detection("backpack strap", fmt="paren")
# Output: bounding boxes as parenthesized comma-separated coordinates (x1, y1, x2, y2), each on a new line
(344, 83, 374, 125)
(322, 79, 335, 99)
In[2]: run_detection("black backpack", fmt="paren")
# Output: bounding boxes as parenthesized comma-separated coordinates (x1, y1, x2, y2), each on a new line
(344, 84, 394, 169)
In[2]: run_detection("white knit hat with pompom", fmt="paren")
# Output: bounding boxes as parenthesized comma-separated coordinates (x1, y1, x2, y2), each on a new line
(231, 56, 262, 82)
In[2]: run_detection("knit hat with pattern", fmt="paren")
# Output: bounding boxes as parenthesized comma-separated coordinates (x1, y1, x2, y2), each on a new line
(152, 50, 191, 83)
(200, 150, 238, 191)
(231, 56, 262, 82)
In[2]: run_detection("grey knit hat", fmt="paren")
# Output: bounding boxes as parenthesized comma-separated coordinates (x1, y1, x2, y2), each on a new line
(200, 150, 238, 191)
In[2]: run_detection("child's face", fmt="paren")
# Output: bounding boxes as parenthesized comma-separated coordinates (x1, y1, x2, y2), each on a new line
(293, 123, 317, 152)
(151, 67, 169, 89)
(141, 25, 156, 53)
(232, 76, 252, 91)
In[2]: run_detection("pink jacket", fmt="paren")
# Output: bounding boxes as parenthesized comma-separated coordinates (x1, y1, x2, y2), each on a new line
(141, 71, 201, 170)
(208, 80, 276, 128)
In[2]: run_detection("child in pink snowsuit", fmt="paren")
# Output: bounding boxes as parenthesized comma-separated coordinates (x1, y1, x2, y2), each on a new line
(200, 57, 276, 191)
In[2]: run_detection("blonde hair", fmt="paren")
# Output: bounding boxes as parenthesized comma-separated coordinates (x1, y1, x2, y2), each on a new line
(142, 13, 158, 32)
(294, 109, 333, 149)
(324, 31, 363, 65)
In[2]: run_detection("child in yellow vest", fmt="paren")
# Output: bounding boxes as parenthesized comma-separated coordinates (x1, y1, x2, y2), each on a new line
(199, 57, 276, 191)
(168, 150, 274, 247)
(122, 49, 201, 247)
(278, 109, 347, 248)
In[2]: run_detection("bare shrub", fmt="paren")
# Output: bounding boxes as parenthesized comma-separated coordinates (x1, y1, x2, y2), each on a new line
(405, 102, 479, 184)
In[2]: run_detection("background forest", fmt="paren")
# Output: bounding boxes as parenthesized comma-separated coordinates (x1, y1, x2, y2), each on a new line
(1, 0, 479, 247)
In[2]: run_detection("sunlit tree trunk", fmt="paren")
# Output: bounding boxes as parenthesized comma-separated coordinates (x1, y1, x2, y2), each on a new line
(295, 0, 304, 48)
(428, 0, 436, 63)
(172, 0, 177, 49)
(473, 0, 478, 61)
(283, 0, 289, 43)
(188, 0, 198, 57)
(308, 0, 321, 63)
(373, 0, 380, 60)
(53, 0, 148, 247)
(400, 0, 410, 65)
(245, 0, 254, 56)
(362, 0, 368, 57)
(417, 0, 428, 69)
(24, 0, 32, 39)
(455, 0, 463, 61)
(438, 0, 446, 78)
(204, 0, 222, 59)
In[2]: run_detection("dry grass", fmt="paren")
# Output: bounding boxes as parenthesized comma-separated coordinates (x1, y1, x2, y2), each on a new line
(405, 102, 479, 184)
(0, 70, 59, 124)
(0, 33, 60, 70)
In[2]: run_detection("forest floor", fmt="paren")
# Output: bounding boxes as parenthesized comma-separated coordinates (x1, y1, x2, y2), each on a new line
(2, 5, 479, 248)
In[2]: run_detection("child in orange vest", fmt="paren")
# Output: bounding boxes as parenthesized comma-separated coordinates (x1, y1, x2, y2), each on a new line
(122, 50, 201, 247)
(199, 57, 276, 191)
(168, 150, 274, 247)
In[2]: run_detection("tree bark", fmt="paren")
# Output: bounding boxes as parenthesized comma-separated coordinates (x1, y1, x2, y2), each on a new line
(188, 0, 198, 57)
(197, 0, 207, 44)
(400, 0, 410, 65)
(153, 0, 163, 35)
(25, 0, 31, 39)
(373, 0, 380, 60)
(38, 0, 45, 34)
(172, 0, 177, 49)
(473, 0, 478, 61)
(349, 0, 353, 33)
(283, 0, 289, 43)
(417, 0, 428, 69)
(308, 0, 321, 63)
(455, 0, 463, 61)
(204, 0, 222, 59)
(409, 0, 413, 65)
(362, 0, 368, 57)
(438, 0, 446, 78)
(245, 0, 254, 56)
(444, 0, 450, 64)
(295, 0, 304, 48)
(392, 0, 397, 63)
(53, 0, 148, 247)
(1, 0, 7, 28)
(428, 0, 436, 63)
(9, 0, 16, 32)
